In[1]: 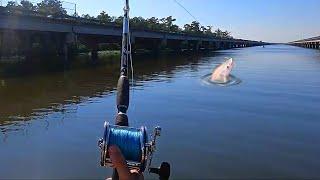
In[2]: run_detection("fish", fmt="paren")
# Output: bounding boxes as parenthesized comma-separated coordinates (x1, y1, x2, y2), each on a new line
(211, 58, 234, 83)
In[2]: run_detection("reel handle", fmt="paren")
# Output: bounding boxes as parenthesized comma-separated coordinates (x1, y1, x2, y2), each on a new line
(149, 162, 171, 180)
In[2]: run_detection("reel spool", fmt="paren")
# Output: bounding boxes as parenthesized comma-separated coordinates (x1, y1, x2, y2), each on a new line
(98, 122, 168, 177)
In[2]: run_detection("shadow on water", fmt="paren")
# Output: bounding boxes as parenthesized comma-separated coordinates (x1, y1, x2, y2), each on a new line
(0, 52, 209, 133)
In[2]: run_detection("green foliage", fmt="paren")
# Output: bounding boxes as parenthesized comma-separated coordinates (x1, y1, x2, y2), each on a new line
(96, 11, 113, 23)
(214, 28, 232, 38)
(21, 0, 36, 11)
(3, 1, 232, 39)
(6, 1, 16, 7)
(184, 21, 201, 34)
(37, 0, 67, 17)
(82, 14, 95, 20)
(6, 1, 19, 10)
(114, 16, 123, 26)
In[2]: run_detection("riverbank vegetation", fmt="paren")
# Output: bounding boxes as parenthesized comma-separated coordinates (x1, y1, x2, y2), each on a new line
(2, 0, 232, 38)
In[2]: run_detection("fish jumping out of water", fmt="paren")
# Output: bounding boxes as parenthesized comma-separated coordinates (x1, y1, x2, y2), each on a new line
(211, 58, 234, 83)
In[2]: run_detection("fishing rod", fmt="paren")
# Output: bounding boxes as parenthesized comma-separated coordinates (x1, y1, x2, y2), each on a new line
(98, 0, 170, 179)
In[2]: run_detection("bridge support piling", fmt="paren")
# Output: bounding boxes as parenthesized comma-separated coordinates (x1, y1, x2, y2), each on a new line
(19, 32, 33, 61)
(313, 42, 318, 49)
(195, 41, 202, 51)
(0, 31, 2, 60)
(62, 42, 69, 66)
(153, 39, 167, 54)
(91, 44, 98, 64)
(167, 40, 183, 52)
(160, 39, 167, 49)
(57, 33, 77, 67)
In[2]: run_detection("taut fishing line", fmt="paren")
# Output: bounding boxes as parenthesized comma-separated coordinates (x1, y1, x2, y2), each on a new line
(172, 0, 199, 22)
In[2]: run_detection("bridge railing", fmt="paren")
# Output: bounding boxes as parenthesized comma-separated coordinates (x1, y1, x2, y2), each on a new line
(0, 0, 77, 16)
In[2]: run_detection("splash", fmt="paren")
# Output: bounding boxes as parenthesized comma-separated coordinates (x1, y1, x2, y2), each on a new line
(201, 73, 241, 87)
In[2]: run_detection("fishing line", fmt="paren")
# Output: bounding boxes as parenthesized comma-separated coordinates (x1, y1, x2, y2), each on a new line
(107, 125, 144, 162)
(172, 0, 199, 22)
(127, 12, 136, 120)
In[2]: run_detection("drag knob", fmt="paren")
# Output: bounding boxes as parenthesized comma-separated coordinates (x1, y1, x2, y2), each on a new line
(149, 162, 170, 180)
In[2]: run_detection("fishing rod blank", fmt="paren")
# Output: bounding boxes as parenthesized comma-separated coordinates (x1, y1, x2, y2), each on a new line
(98, 0, 170, 179)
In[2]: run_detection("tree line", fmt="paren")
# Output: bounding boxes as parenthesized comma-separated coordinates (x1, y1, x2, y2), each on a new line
(3, 0, 232, 39)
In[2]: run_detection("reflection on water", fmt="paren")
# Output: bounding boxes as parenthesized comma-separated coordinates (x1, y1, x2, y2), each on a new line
(0, 54, 204, 133)
(1, 45, 320, 179)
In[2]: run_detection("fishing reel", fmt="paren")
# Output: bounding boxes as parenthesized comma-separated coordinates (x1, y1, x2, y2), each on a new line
(98, 122, 170, 179)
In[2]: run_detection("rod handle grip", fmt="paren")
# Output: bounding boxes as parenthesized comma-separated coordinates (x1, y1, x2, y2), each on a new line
(149, 162, 171, 180)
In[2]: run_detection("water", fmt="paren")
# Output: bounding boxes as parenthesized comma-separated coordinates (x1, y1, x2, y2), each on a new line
(1, 45, 320, 179)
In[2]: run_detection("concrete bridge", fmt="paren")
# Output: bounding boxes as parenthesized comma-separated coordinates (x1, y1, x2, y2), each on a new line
(290, 36, 320, 49)
(0, 11, 267, 62)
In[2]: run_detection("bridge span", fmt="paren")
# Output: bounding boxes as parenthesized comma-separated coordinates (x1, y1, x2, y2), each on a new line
(290, 36, 320, 50)
(0, 11, 267, 62)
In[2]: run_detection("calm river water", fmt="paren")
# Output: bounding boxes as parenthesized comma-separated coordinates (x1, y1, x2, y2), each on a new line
(0, 45, 320, 179)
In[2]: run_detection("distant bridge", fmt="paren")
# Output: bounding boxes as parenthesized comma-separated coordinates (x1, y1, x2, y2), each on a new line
(289, 36, 320, 49)
(0, 10, 268, 62)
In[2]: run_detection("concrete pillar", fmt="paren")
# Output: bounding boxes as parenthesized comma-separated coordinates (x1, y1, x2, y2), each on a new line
(19, 32, 33, 61)
(208, 41, 217, 50)
(130, 35, 136, 45)
(91, 43, 98, 64)
(313, 42, 317, 49)
(218, 42, 224, 49)
(41, 33, 53, 55)
(58, 37, 69, 66)
(316, 42, 320, 49)
(62, 42, 69, 66)
(202, 41, 209, 50)
(180, 40, 188, 51)
(153, 38, 167, 53)
(195, 41, 202, 51)
(2, 30, 18, 56)
(0, 31, 2, 60)
(160, 39, 167, 48)
(166, 39, 182, 52)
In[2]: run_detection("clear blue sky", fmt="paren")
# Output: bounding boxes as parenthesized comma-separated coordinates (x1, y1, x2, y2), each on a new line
(71, 0, 319, 43)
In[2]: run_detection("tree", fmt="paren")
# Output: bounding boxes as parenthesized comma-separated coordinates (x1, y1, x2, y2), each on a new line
(114, 16, 124, 26)
(183, 21, 201, 34)
(6, 1, 19, 9)
(37, 0, 67, 17)
(21, 0, 36, 11)
(96, 11, 113, 23)
(6, 1, 22, 14)
(222, 30, 232, 38)
(214, 28, 223, 38)
(130, 16, 146, 29)
(159, 16, 176, 32)
(204, 26, 214, 35)
(146, 17, 160, 30)
(82, 14, 95, 20)
(170, 25, 181, 32)
(6, 1, 17, 7)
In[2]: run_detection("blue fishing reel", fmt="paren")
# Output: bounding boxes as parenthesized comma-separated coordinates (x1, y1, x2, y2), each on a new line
(98, 122, 170, 178)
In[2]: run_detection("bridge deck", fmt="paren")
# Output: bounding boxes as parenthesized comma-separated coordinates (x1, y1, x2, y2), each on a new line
(0, 13, 260, 44)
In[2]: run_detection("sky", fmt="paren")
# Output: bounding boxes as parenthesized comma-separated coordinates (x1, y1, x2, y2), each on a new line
(71, 0, 319, 43)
